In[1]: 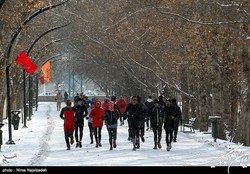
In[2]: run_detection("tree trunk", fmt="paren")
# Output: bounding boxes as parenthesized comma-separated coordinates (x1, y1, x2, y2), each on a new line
(242, 45, 250, 146)
(180, 65, 190, 120)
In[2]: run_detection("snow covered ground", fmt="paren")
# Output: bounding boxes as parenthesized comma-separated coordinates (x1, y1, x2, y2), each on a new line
(0, 102, 249, 173)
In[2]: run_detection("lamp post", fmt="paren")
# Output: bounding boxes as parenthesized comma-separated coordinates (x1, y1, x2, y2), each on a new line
(4, 0, 69, 144)
(26, 24, 70, 121)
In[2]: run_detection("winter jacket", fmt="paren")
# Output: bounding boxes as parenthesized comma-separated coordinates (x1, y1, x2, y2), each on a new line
(125, 103, 143, 126)
(90, 101, 104, 128)
(149, 106, 164, 128)
(145, 98, 153, 117)
(163, 105, 175, 130)
(116, 99, 127, 114)
(59, 106, 76, 132)
(172, 102, 182, 123)
(74, 104, 88, 125)
(138, 102, 148, 122)
(104, 109, 120, 128)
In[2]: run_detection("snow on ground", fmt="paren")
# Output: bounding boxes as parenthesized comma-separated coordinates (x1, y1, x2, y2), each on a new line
(0, 102, 249, 173)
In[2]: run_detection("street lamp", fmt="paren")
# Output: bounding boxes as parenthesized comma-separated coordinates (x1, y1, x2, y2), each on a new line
(4, 0, 69, 145)
(26, 24, 70, 121)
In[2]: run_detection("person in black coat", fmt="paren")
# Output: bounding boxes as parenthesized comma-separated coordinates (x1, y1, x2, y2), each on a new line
(163, 98, 175, 151)
(104, 101, 120, 150)
(74, 98, 88, 148)
(149, 99, 164, 149)
(171, 98, 182, 142)
(137, 96, 147, 143)
(124, 96, 143, 151)
(158, 95, 165, 108)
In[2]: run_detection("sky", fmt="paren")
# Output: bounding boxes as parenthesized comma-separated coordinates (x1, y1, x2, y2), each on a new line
(0, 102, 249, 174)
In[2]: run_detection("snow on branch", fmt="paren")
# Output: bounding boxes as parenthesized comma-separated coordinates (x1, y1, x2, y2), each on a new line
(144, 50, 165, 72)
(157, 7, 249, 25)
(121, 63, 148, 88)
(127, 55, 193, 97)
(215, 1, 241, 7)
(103, 7, 154, 32)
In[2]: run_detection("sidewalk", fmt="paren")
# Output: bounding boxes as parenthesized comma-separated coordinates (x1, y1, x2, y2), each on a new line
(1, 102, 249, 168)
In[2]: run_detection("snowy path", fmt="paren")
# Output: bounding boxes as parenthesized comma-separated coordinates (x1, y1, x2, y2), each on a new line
(28, 104, 55, 166)
(1, 102, 249, 169)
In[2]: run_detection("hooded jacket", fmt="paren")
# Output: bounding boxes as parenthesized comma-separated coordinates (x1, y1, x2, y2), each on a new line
(116, 98, 127, 114)
(60, 106, 76, 132)
(90, 100, 104, 128)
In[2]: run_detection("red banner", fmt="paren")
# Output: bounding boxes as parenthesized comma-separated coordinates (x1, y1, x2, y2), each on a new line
(15, 51, 38, 75)
(39, 76, 44, 84)
(41, 61, 51, 83)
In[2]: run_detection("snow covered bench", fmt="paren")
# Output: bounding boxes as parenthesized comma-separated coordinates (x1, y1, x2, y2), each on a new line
(183, 117, 196, 133)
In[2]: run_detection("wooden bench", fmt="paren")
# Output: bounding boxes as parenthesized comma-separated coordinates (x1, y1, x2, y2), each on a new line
(183, 117, 196, 133)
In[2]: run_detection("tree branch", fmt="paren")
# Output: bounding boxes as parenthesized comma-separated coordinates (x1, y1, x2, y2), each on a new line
(157, 7, 249, 25)
(6, 0, 69, 63)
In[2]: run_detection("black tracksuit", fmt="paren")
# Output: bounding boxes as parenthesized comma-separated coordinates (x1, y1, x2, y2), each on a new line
(125, 103, 143, 148)
(164, 105, 176, 146)
(74, 104, 88, 143)
(149, 105, 164, 146)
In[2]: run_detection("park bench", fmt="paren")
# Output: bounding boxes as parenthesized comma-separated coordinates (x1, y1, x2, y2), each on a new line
(183, 117, 196, 133)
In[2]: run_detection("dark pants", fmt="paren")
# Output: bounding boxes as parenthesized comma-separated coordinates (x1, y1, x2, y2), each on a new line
(127, 119, 132, 139)
(129, 121, 140, 147)
(94, 126, 102, 144)
(64, 131, 74, 148)
(165, 128, 174, 146)
(152, 126, 162, 144)
(75, 124, 84, 142)
(139, 121, 145, 137)
(146, 116, 151, 129)
(129, 121, 140, 139)
(173, 120, 180, 140)
(107, 127, 117, 147)
(88, 122, 94, 142)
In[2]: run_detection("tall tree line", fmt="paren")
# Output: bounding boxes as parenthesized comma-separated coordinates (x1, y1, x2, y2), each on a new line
(0, 0, 249, 145)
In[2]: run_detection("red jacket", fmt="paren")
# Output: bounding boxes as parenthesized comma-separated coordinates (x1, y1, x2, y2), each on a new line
(101, 101, 109, 112)
(116, 99, 127, 114)
(90, 101, 104, 128)
(60, 107, 76, 132)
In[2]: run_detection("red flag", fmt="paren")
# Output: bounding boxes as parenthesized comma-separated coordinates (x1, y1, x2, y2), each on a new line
(15, 51, 38, 75)
(39, 76, 44, 84)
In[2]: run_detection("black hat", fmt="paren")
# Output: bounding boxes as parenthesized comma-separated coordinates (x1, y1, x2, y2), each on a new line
(159, 95, 163, 99)
(153, 99, 159, 103)
(111, 96, 116, 101)
(137, 96, 141, 102)
(172, 98, 177, 103)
